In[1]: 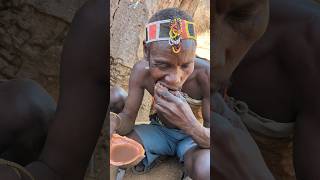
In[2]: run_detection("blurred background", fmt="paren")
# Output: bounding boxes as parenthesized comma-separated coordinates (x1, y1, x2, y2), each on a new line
(0, 0, 210, 179)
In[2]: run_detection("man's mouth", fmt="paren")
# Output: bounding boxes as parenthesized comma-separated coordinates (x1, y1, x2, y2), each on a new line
(156, 81, 180, 91)
(167, 86, 180, 91)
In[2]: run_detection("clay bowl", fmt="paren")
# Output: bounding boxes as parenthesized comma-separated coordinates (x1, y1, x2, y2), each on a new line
(110, 134, 145, 169)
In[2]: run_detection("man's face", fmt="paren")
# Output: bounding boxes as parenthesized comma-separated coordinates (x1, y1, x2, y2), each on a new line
(212, 0, 269, 91)
(146, 39, 196, 91)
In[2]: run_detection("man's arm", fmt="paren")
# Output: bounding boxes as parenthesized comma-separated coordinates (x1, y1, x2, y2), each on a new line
(114, 62, 146, 136)
(185, 68, 210, 148)
(293, 16, 320, 179)
(25, 0, 107, 179)
(294, 69, 320, 179)
(186, 97, 210, 148)
(295, 109, 320, 179)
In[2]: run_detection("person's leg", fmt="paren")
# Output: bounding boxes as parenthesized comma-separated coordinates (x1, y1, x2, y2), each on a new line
(126, 130, 143, 146)
(0, 79, 56, 166)
(176, 137, 210, 180)
(125, 122, 176, 174)
(183, 148, 210, 180)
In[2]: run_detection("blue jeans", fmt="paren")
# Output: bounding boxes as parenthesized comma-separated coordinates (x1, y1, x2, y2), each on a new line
(133, 116, 197, 168)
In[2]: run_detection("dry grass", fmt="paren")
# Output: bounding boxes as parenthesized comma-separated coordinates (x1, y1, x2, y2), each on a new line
(193, 0, 210, 34)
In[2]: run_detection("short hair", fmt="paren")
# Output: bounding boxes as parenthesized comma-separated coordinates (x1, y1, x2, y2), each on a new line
(148, 8, 193, 23)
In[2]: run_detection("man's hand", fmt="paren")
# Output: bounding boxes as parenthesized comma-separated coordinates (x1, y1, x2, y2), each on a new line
(153, 82, 198, 131)
(154, 82, 210, 148)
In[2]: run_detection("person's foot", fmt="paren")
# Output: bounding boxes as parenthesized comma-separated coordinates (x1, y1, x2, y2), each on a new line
(133, 161, 145, 172)
(131, 156, 167, 175)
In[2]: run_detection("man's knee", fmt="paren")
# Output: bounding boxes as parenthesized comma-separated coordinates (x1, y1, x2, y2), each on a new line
(185, 149, 210, 180)
(193, 155, 210, 180)
(126, 130, 143, 146)
(0, 79, 56, 164)
(10, 79, 56, 129)
(110, 86, 127, 113)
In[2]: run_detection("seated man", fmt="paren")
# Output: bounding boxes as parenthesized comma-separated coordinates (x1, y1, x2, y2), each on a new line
(110, 8, 210, 180)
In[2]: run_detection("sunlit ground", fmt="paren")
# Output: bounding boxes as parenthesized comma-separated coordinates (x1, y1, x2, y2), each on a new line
(196, 31, 210, 60)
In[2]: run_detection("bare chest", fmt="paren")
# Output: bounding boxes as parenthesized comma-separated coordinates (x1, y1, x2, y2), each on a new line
(228, 56, 297, 123)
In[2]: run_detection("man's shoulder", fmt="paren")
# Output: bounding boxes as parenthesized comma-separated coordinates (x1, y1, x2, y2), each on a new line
(189, 57, 209, 94)
(132, 60, 149, 74)
(282, 12, 320, 70)
(270, 4, 320, 73)
(130, 60, 150, 85)
(194, 57, 210, 79)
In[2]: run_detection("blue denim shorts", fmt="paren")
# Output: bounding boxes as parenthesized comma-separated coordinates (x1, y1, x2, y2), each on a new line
(133, 115, 197, 168)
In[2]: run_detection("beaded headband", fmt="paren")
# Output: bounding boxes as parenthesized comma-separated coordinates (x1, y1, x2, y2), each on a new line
(145, 18, 196, 53)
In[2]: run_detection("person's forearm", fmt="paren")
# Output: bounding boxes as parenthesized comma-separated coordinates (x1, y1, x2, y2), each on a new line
(116, 112, 136, 135)
(184, 119, 210, 148)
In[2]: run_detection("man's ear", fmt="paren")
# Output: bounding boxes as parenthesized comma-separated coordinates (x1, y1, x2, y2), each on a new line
(143, 40, 149, 59)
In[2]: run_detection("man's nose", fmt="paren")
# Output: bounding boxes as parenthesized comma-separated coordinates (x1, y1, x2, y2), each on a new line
(165, 70, 182, 85)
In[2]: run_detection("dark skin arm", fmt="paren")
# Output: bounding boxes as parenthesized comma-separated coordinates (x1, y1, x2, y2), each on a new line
(110, 61, 146, 136)
(189, 67, 210, 148)
(22, 0, 107, 179)
(295, 102, 320, 180)
(291, 14, 320, 179)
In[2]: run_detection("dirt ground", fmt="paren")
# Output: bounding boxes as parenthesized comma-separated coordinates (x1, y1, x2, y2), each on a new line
(83, 121, 185, 180)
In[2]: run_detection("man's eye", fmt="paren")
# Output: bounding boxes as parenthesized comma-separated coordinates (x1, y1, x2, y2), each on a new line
(181, 64, 190, 69)
(155, 63, 169, 69)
